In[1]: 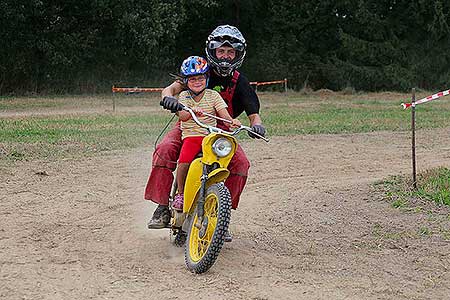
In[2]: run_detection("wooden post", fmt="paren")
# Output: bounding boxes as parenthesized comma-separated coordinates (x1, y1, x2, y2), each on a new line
(411, 88, 417, 189)
(112, 87, 116, 112)
(284, 78, 288, 93)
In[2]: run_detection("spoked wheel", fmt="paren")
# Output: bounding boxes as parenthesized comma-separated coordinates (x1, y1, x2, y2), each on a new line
(185, 183, 231, 274)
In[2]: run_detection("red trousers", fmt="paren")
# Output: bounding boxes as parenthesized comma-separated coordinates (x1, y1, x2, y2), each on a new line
(178, 136, 204, 163)
(144, 122, 250, 209)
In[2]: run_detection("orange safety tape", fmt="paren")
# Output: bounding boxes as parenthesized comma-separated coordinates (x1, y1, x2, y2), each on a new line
(250, 80, 286, 86)
(256, 80, 286, 86)
(112, 86, 163, 93)
(112, 79, 287, 92)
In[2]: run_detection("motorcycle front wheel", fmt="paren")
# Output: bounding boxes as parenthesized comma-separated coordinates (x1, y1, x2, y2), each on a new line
(185, 183, 231, 274)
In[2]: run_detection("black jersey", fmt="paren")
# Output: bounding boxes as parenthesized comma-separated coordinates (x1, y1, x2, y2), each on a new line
(207, 71, 260, 119)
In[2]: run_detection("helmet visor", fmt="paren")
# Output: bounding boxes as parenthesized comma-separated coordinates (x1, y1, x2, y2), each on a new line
(208, 39, 245, 52)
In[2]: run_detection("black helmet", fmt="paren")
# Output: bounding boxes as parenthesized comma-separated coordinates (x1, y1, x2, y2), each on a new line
(205, 25, 247, 77)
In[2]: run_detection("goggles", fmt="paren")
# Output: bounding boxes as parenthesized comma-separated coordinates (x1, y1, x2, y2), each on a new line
(187, 74, 207, 83)
(208, 39, 245, 52)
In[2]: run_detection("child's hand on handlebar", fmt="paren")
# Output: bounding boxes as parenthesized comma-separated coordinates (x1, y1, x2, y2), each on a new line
(192, 107, 204, 116)
(230, 119, 241, 128)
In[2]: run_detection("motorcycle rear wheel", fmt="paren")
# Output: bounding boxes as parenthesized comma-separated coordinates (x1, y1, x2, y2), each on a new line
(185, 183, 231, 274)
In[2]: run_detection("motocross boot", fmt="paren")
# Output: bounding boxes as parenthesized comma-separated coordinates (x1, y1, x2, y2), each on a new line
(147, 205, 171, 229)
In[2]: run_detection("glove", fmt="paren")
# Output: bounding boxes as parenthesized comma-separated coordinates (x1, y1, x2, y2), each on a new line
(248, 124, 266, 139)
(160, 96, 183, 113)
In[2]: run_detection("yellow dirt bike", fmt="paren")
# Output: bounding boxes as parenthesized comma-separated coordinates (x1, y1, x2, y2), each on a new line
(169, 104, 268, 274)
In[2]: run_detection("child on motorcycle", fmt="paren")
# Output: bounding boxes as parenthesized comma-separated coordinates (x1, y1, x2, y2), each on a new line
(172, 56, 241, 210)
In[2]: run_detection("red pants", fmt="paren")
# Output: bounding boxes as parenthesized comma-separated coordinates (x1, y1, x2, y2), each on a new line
(178, 136, 204, 163)
(144, 122, 250, 209)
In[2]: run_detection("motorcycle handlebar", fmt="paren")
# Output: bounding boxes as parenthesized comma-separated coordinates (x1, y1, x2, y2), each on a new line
(180, 104, 269, 142)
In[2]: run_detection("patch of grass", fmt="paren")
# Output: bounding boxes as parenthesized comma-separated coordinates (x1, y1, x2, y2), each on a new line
(372, 223, 384, 237)
(391, 199, 407, 209)
(371, 222, 415, 241)
(0, 94, 161, 110)
(260, 92, 450, 135)
(415, 168, 450, 206)
(0, 112, 174, 160)
(2, 91, 450, 160)
(7, 150, 26, 160)
(418, 227, 432, 236)
(441, 229, 450, 240)
(381, 167, 450, 207)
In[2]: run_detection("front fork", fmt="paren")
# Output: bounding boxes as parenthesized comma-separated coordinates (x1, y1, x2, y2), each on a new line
(195, 164, 208, 229)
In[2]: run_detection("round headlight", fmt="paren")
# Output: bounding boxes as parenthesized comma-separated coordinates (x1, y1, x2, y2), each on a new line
(212, 138, 232, 157)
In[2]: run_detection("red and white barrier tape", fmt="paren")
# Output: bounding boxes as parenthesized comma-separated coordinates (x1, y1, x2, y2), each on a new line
(112, 79, 287, 93)
(250, 79, 286, 86)
(401, 88, 450, 109)
(112, 86, 163, 93)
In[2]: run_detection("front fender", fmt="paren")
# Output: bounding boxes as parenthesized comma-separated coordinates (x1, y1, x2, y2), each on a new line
(207, 168, 230, 186)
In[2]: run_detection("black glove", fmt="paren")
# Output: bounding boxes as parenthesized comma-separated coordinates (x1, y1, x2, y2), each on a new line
(248, 124, 266, 139)
(160, 96, 183, 113)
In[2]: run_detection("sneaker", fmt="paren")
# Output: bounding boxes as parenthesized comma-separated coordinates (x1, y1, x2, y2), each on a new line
(172, 194, 184, 211)
(147, 205, 170, 229)
(224, 229, 233, 242)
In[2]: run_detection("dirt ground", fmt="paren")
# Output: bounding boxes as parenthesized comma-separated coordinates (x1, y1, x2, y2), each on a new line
(1, 122, 450, 299)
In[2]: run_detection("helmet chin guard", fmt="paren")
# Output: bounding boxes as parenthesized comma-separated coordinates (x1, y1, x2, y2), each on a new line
(205, 25, 247, 77)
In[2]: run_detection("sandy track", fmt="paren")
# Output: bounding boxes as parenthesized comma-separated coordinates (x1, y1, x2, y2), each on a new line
(1, 128, 450, 299)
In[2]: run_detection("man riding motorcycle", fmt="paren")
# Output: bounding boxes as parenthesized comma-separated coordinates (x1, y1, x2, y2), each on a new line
(145, 25, 266, 242)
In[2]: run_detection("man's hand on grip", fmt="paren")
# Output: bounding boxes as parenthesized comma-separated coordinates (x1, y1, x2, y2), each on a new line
(248, 124, 266, 139)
